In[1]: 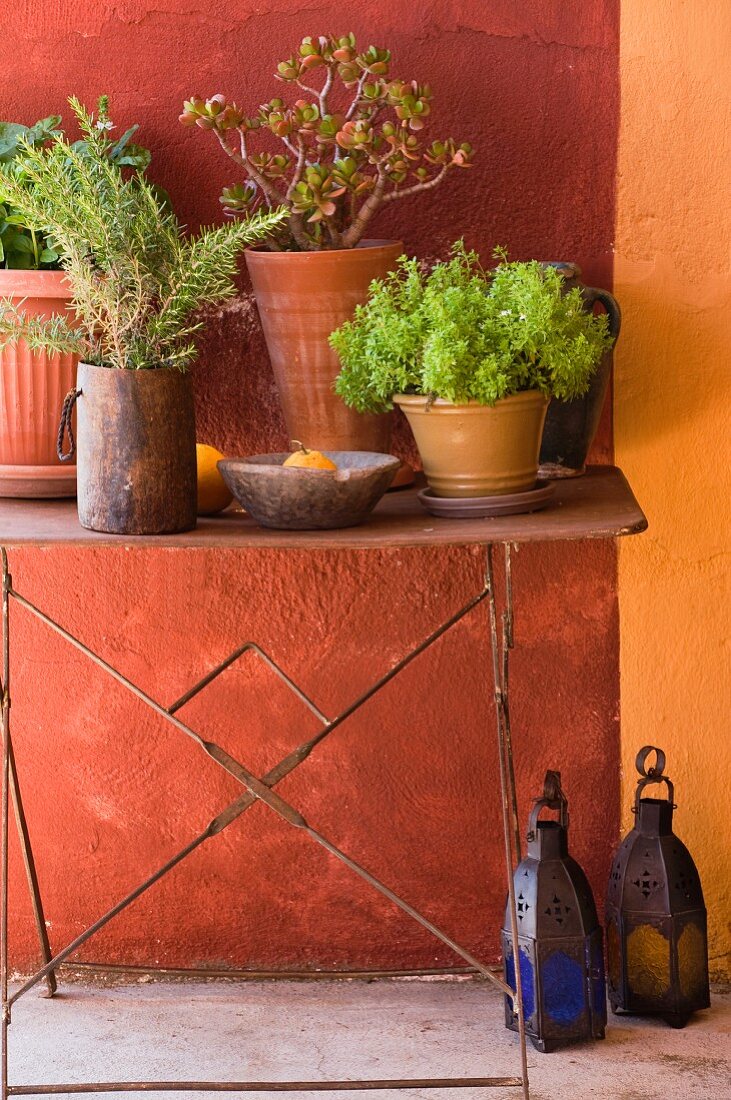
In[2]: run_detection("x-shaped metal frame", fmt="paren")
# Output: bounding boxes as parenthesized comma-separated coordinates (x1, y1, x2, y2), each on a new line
(0, 543, 529, 1098)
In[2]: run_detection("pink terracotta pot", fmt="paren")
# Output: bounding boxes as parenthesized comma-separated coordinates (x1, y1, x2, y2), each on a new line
(0, 269, 78, 498)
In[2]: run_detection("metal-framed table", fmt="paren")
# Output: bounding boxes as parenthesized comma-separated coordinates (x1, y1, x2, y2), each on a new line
(0, 467, 646, 1100)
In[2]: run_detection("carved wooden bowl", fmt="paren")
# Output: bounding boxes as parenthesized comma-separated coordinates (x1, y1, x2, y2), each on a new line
(218, 452, 400, 530)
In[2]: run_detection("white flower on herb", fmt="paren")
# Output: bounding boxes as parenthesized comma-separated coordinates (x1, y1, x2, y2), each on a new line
(95, 120, 115, 132)
(500, 309, 511, 316)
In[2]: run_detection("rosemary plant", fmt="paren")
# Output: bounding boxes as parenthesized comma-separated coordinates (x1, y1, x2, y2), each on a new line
(0, 97, 287, 370)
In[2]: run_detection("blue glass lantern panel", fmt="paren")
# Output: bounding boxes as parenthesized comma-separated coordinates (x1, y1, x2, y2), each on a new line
(505, 943, 536, 1024)
(541, 950, 585, 1027)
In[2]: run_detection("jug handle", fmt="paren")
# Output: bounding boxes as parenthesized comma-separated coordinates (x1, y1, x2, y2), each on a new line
(582, 286, 622, 340)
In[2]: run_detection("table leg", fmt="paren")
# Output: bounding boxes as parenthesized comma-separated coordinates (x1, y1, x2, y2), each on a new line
(500, 544, 523, 866)
(8, 743, 57, 998)
(486, 544, 529, 1100)
(2, 549, 11, 1100)
(0, 552, 56, 1003)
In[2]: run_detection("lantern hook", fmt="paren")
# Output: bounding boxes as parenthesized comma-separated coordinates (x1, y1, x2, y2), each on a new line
(526, 769, 568, 840)
(542, 769, 564, 802)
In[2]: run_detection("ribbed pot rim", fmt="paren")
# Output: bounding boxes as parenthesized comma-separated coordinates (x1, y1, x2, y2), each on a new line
(0, 268, 71, 298)
(246, 239, 403, 262)
(393, 390, 548, 409)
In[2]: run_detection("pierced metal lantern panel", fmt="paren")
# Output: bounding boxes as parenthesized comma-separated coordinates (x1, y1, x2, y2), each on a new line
(502, 771, 606, 1052)
(605, 746, 709, 1027)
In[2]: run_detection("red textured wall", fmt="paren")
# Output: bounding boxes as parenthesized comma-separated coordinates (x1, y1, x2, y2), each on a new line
(3, 1, 620, 972)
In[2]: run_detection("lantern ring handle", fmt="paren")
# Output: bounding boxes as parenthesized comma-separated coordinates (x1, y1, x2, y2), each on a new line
(635, 745, 667, 778)
(633, 746, 675, 813)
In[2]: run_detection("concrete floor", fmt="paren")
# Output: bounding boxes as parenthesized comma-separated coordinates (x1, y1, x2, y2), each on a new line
(5, 977, 730, 1100)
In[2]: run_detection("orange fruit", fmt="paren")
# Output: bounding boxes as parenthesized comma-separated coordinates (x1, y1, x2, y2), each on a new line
(196, 443, 233, 515)
(282, 440, 337, 471)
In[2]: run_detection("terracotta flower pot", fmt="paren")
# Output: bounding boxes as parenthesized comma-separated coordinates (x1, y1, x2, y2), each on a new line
(66, 363, 197, 535)
(394, 391, 549, 498)
(246, 240, 403, 452)
(0, 269, 78, 498)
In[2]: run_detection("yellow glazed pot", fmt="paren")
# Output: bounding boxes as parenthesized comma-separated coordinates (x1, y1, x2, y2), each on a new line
(394, 391, 549, 498)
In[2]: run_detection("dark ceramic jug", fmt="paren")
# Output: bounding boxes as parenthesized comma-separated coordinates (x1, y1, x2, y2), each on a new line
(538, 263, 621, 478)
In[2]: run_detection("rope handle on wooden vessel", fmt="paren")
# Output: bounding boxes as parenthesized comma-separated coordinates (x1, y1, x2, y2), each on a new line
(57, 388, 82, 462)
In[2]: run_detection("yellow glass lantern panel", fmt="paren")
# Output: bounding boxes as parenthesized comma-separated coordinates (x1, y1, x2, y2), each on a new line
(678, 923, 707, 1000)
(627, 924, 670, 998)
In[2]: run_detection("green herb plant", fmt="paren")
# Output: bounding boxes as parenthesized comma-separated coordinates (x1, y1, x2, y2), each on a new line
(332, 242, 615, 413)
(0, 97, 287, 370)
(0, 110, 151, 269)
(180, 33, 472, 252)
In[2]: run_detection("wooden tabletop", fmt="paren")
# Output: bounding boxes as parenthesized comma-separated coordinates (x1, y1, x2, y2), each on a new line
(0, 467, 646, 550)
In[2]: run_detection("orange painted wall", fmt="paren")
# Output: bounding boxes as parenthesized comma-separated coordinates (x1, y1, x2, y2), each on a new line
(615, 0, 731, 979)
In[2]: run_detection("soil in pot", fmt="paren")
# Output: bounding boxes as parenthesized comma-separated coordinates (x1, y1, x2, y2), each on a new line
(0, 270, 78, 498)
(246, 240, 403, 453)
(71, 363, 197, 535)
(395, 391, 549, 498)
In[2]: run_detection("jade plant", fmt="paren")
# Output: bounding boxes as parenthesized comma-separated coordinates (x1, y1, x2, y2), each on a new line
(0, 97, 287, 370)
(180, 33, 472, 251)
(332, 243, 615, 412)
(0, 110, 152, 269)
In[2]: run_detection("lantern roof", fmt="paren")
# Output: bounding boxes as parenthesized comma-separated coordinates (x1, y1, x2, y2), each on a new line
(607, 748, 706, 916)
(505, 771, 601, 940)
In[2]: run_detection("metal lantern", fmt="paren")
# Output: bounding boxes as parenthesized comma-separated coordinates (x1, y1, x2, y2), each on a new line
(606, 746, 710, 1027)
(502, 771, 606, 1052)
